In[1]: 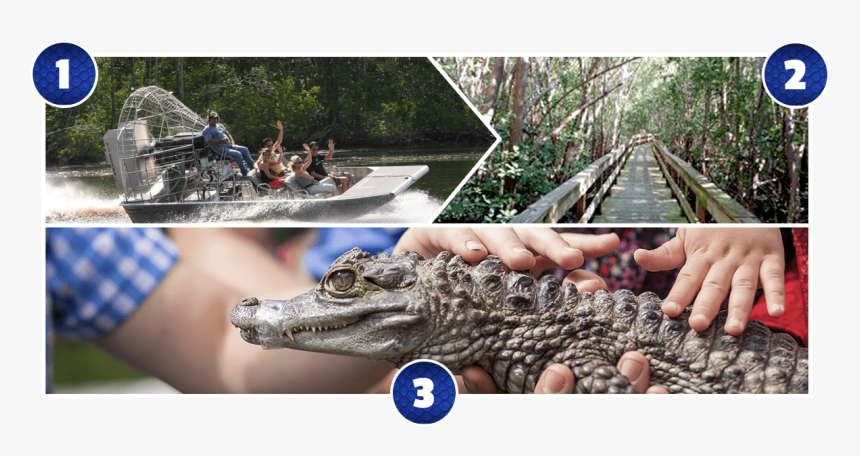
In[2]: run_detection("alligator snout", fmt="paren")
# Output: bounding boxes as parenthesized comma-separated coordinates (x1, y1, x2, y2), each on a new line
(230, 297, 260, 329)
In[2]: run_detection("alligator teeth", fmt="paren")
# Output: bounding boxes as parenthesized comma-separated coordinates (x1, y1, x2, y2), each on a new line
(288, 323, 349, 337)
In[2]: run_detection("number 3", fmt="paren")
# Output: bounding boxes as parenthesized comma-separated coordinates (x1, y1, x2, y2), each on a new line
(785, 60, 806, 90)
(412, 378, 435, 408)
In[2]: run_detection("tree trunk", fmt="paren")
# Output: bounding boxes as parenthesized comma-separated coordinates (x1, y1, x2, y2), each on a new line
(509, 57, 527, 150)
(701, 83, 711, 176)
(482, 57, 505, 119)
(177, 57, 184, 102)
(784, 108, 799, 222)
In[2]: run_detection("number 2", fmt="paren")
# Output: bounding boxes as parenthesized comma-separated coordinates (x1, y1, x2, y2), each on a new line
(784, 60, 806, 90)
(56, 59, 69, 89)
(412, 377, 435, 408)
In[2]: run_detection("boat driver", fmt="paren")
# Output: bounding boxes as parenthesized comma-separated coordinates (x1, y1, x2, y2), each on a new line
(305, 140, 352, 195)
(201, 111, 257, 176)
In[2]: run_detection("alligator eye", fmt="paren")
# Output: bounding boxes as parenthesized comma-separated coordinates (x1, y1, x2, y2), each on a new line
(328, 270, 355, 292)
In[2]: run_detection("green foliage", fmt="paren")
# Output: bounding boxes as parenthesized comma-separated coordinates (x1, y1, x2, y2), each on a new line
(439, 140, 588, 223)
(46, 58, 492, 166)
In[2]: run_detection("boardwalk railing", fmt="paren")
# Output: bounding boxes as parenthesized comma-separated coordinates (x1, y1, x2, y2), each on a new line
(510, 139, 637, 223)
(650, 141, 759, 223)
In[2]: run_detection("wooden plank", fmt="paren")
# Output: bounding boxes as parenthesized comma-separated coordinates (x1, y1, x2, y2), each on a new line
(510, 146, 626, 223)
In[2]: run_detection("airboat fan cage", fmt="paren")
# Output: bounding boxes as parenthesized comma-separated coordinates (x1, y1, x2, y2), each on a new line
(118, 85, 208, 138)
(104, 86, 248, 203)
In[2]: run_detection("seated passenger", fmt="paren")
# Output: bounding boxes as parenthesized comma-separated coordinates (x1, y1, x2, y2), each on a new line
(258, 121, 287, 188)
(305, 140, 352, 196)
(285, 155, 335, 196)
(201, 111, 256, 176)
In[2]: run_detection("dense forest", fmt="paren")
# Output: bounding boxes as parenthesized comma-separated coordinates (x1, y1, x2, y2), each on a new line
(435, 57, 808, 223)
(45, 57, 492, 167)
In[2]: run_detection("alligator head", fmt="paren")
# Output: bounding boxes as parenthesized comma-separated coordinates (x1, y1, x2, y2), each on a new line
(230, 248, 437, 362)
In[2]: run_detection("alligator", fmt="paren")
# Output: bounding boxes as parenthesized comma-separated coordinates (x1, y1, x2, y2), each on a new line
(230, 248, 808, 394)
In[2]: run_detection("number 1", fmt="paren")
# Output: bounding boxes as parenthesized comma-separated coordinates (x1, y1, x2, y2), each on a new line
(785, 60, 806, 90)
(56, 59, 69, 89)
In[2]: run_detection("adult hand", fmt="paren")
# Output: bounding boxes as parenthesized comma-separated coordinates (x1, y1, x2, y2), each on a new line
(276, 120, 283, 129)
(328, 139, 335, 151)
(633, 228, 785, 335)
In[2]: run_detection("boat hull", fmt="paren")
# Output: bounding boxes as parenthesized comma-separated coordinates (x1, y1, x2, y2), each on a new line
(120, 165, 429, 223)
(121, 192, 396, 223)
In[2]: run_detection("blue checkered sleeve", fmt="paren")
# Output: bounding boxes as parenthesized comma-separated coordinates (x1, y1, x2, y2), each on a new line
(46, 228, 180, 340)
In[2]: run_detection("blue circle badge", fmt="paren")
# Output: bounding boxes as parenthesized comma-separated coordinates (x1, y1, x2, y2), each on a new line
(391, 360, 457, 424)
(33, 43, 98, 108)
(762, 43, 827, 108)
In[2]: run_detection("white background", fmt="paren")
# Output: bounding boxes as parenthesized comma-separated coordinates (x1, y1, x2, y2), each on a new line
(4, 0, 858, 453)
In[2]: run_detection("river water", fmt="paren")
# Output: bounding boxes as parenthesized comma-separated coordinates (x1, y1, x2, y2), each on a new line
(45, 146, 488, 224)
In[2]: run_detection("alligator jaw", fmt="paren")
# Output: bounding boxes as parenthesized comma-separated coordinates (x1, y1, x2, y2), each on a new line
(230, 294, 432, 360)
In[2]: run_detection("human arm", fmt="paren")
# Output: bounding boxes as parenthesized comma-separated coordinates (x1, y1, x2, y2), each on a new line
(301, 152, 313, 171)
(95, 228, 390, 393)
(202, 128, 229, 147)
(273, 120, 284, 149)
(633, 227, 785, 335)
(260, 161, 277, 180)
(225, 127, 236, 147)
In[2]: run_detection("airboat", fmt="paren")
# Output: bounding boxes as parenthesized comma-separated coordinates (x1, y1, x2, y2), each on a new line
(102, 86, 429, 223)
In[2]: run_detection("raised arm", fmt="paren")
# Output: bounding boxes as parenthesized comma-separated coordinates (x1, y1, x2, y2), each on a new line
(323, 139, 335, 161)
(301, 152, 313, 171)
(273, 120, 284, 150)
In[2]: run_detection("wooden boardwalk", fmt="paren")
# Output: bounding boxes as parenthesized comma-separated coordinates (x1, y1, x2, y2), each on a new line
(592, 146, 687, 223)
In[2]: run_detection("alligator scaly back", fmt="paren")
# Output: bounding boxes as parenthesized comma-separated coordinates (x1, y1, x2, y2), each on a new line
(230, 248, 808, 394)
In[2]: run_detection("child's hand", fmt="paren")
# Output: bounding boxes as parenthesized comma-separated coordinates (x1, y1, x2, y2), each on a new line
(394, 228, 620, 294)
(633, 228, 785, 336)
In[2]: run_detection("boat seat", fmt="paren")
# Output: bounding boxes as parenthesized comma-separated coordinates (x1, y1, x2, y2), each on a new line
(242, 169, 263, 188)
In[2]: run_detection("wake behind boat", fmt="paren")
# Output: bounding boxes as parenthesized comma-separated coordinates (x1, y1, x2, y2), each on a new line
(103, 87, 428, 223)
